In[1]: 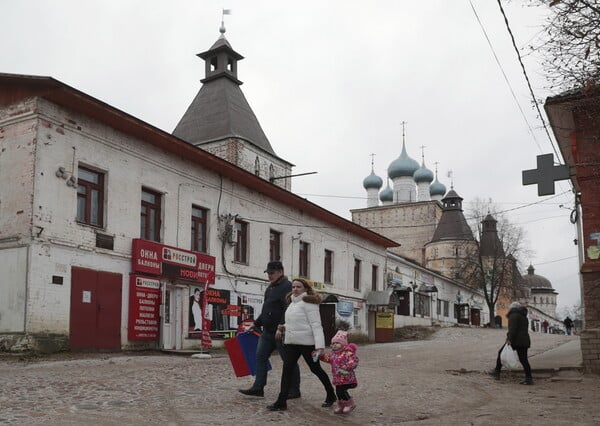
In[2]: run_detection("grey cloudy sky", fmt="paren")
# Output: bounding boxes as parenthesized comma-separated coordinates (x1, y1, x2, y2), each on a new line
(1, 1, 580, 314)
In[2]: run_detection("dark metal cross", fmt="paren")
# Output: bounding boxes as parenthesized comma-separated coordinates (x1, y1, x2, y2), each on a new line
(522, 153, 570, 196)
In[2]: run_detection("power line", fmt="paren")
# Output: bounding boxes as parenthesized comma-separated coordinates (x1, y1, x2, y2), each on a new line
(535, 255, 577, 266)
(468, 0, 544, 153)
(244, 190, 571, 231)
(495, 0, 563, 162)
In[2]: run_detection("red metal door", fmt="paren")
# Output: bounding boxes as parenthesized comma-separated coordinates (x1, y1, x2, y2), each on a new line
(70, 267, 122, 350)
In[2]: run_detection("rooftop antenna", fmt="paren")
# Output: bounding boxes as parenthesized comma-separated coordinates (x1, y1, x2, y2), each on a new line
(219, 8, 231, 37)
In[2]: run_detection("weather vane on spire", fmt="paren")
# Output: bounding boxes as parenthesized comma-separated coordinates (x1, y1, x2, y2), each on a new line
(447, 170, 454, 189)
(401, 121, 407, 143)
(220, 8, 232, 36)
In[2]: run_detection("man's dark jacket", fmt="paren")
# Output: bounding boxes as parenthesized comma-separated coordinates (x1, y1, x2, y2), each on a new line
(254, 276, 292, 334)
(507, 306, 531, 348)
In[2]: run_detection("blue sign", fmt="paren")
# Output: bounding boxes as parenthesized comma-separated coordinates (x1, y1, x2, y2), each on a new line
(337, 301, 354, 317)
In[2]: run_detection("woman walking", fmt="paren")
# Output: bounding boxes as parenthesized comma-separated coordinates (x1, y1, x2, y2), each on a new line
(490, 301, 533, 385)
(267, 278, 336, 411)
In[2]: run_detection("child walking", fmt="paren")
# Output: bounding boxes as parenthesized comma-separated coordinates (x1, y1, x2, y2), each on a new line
(319, 330, 359, 414)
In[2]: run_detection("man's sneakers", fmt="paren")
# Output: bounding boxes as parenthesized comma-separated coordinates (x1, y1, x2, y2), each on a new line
(239, 388, 264, 397)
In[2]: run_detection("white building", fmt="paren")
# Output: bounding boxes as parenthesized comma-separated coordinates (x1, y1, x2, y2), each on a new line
(0, 28, 488, 353)
(0, 70, 399, 351)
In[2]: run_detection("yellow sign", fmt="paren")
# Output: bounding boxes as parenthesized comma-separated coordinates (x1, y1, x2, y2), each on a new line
(376, 312, 394, 329)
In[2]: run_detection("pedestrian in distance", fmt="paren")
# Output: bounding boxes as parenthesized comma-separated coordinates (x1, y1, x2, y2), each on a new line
(238, 261, 300, 398)
(489, 301, 533, 385)
(319, 330, 359, 414)
(563, 316, 574, 335)
(266, 278, 336, 411)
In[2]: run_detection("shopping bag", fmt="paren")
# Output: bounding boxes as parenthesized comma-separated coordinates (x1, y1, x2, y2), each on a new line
(224, 331, 271, 377)
(224, 334, 251, 377)
(500, 343, 519, 370)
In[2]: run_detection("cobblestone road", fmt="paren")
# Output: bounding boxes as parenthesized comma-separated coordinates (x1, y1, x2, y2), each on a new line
(1, 328, 598, 425)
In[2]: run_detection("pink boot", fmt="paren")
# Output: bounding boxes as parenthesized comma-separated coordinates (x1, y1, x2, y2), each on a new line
(342, 398, 355, 414)
(333, 400, 344, 414)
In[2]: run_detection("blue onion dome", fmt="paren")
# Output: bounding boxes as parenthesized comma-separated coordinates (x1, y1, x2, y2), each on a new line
(363, 170, 383, 190)
(388, 142, 419, 179)
(413, 161, 434, 183)
(379, 181, 393, 202)
(430, 177, 447, 197)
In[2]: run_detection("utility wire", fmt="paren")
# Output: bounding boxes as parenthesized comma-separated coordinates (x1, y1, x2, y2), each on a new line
(243, 190, 570, 230)
(495, 0, 563, 162)
(468, 0, 544, 153)
(535, 255, 577, 266)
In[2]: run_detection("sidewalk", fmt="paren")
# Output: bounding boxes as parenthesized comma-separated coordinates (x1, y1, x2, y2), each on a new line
(529, 337, 582, 371)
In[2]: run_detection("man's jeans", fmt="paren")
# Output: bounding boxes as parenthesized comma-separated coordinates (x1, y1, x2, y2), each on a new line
(251, 331, 300, 393)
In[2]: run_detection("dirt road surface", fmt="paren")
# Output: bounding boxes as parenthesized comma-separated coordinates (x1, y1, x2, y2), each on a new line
(1, 327, 598, 425)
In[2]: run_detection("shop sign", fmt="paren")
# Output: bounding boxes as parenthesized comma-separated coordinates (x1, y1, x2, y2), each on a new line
(376, 312, 394, 329)
(131, 239, 215, 283)
(189, 288, 232, 338)
(128, 275, 161, 341)
(337, 301, 354, 317)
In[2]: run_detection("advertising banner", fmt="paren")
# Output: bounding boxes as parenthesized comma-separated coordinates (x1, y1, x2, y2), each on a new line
(128, 275, 161, 341)
(131, 239, 215, 284)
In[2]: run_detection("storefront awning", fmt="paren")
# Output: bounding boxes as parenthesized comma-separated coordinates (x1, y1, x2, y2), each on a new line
(367, 288, 400, 306)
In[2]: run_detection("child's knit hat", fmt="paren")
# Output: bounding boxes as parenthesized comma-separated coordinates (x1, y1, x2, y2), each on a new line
(331, 330, 348, 346)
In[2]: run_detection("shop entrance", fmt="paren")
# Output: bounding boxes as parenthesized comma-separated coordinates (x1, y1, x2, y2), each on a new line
(161, 284, 186, 350)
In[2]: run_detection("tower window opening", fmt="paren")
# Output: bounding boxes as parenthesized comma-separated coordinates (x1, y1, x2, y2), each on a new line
(210, 57, 218, 72)
(227, 57, 233, 71)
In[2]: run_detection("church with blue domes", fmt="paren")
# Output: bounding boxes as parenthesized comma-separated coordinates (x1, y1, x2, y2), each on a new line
(352, 129, 462, 273)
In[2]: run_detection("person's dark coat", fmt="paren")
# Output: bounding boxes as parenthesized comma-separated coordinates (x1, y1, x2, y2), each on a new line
(253, 276, 292, 334)
(507, 306, 531, 348)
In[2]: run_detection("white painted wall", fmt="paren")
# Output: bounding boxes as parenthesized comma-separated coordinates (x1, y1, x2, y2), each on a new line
(1, 97, 386, 348)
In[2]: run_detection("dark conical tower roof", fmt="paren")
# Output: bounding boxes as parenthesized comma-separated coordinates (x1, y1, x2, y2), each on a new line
(172, 31, 278, 157)
(479, 214, 504, 257)
(430, 189, 474, 242)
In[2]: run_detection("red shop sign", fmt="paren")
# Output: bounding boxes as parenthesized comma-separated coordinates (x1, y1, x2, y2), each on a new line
(131, 239, 215, 284)
(128, 275, 161, 341)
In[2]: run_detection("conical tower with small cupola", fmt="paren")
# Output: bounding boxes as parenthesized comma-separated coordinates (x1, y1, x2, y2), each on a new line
(173, 19, 294, 189)
(424, 185, 478, 281)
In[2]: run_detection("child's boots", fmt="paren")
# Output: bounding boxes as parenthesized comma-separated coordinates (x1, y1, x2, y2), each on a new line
(342, 398, 356, 414)
(333, 400, 344, 414)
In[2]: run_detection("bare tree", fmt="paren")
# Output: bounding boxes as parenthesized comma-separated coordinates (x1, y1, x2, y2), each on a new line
(459, 198, 532, 323)
(528, 0, 600, 92)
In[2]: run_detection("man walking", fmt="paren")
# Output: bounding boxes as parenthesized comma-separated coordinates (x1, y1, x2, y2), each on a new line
(563, 316, 574, 335)
(239, 261, 301, 398)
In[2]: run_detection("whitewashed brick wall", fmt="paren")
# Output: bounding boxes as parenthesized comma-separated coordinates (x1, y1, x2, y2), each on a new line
(1, 97, 387, 346)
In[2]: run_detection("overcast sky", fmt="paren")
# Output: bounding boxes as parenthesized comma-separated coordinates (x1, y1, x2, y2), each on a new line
(1, 1, 581, 315)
